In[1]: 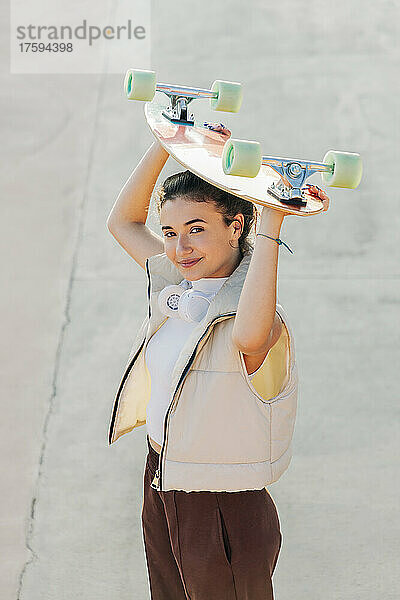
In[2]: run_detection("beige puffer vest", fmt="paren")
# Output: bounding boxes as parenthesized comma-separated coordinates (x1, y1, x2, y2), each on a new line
(108, 249, 298, 492)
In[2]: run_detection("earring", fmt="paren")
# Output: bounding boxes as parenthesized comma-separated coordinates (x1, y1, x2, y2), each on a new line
(230, 224, 241, 248)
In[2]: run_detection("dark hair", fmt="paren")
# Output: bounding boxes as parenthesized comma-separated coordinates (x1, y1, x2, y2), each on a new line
(155, 170, 258, 256)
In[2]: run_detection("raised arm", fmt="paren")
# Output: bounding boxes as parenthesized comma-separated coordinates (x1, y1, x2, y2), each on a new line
(107, 141, 169, 269)
(232, 207, 284, 356)
(233, 185, 329, 357)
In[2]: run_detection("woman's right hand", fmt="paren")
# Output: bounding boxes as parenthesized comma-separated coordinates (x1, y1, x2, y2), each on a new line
(203, 122, 232, 138)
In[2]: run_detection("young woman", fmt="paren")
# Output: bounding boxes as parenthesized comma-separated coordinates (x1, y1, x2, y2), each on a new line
(107, 124, 329, 600)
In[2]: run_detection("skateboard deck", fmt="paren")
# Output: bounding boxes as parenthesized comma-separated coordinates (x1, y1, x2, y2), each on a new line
(145, 100, 324, 216)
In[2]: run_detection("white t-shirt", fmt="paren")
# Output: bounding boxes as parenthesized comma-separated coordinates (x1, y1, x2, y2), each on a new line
(145, 276, 260, 446)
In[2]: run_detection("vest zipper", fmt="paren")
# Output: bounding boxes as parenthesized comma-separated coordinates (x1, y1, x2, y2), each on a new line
(150, 469, 160, 490)
(152, 312, 235, 492)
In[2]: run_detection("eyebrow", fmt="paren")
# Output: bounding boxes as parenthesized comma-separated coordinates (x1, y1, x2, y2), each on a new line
(161, 218, 207, 232)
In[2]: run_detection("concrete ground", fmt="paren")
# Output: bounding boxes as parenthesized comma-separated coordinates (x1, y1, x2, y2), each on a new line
(1, 1, 399, 599)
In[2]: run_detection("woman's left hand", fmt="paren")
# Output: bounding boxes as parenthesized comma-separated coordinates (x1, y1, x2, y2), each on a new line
(304, 184, 330, 212)
(276, 184, 330, 219)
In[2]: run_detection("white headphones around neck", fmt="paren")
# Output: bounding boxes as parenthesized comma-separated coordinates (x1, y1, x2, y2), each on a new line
(158, 281, 215, 323)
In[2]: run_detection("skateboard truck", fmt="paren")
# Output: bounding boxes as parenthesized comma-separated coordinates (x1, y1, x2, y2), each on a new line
(124, 69, 243, 125)
(163, 97, 195, 126)
(159, 90, 197, 126)
(222, 139, 363, 206)
(263, 157, 334, 207)
(156, 83, 221, 125)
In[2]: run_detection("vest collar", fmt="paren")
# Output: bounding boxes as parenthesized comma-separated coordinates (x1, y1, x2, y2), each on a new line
(146, 249, 253, 326)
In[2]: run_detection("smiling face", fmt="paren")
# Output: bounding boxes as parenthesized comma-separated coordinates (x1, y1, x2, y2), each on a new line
(160, 196, 244, 280)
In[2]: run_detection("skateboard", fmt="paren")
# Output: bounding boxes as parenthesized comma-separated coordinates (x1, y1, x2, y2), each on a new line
(124, 69, 363, 216)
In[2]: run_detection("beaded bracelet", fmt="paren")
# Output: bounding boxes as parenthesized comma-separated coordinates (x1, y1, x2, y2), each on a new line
(256, 233, 294, 254)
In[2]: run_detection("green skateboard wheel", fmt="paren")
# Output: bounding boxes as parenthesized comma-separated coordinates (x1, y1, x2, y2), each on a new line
(322, 150, 363, 189)
(222, 139, 262, 177)
(124, 69, 156, 101)
(210, 80, 243, 113)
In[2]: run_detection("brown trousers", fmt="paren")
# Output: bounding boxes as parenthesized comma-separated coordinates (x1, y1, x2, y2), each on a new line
(141, 434, 282, 600)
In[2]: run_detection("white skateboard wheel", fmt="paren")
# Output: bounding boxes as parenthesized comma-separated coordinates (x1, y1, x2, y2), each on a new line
(222, 139, 262, 178)
(210, 80, 243, 113)
(124, 69, 156, 101)
(322, 150, 363, 189)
